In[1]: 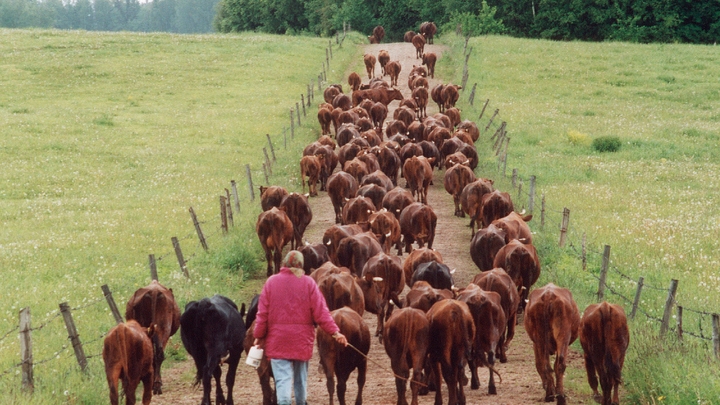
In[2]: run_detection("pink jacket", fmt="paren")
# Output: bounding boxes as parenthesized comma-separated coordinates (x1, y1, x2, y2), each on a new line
(253, 267, 339, 361)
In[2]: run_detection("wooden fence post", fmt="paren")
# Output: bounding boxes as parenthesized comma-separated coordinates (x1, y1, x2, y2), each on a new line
(511, 169, 517, 189)
(676, 306, 683, 341)
(245, 164, 255, 201)
(101, 285, 124, 324)
(171, 237, 190, 278)
(630, 276, 644, 320)
(713, 314, 720, 359)
(231, 180, 241, 213)
(301, 95, 306, 117)
(225, 188, 233, 227)
(582, 233, 587, 272)
(540, 194, 546, 230)
(266, 134, 276, 162)
(220, 196, 228, 235)
(559, 208, 570, 247)
(517, 181, 523, 204)
(149, 254, 158, 281)
(468, 83, 477, 105)
(528, 175, 536, 213)
(478, 99, 490, 121)
(290, 109, 295, 139)
(189, 207, 208, 251)
(296, 102, 301, 126)
(597, 245, 611, 301)
(326, 48, 330, 68)
(502, 152, 508, 177)
(59, 302, 87, 372)
(483, 109, 499, 134)
(263, 148, 272, 176)
(262, 163, 269, 185)
(19, 307, 33, 392)
(660, 279, 679, 337)
(307, 84, 312, 104)
(318, 75, 322, 91)
(329, 39, 333, 57)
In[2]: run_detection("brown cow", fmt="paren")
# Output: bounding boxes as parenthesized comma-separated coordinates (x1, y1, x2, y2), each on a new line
(402, 247, 443, 287)
(327, 171, 359, 223)
(352, 87, 404, 107)
(382, 186, 415, 220)
(472, 268, 520, 363)
(357, 149, 380, 172)
(256, 207, 294, 276)
(457, 283, 505, 394)
(431, 84, 445, 112)
(580, 302, 630, 405)
(385, 119, 408, 137)
(411, 34, 425, 59)
(419, 21, 437, 44)
(341, 195, 376, 227)
(428, 126, 452, 150)
(357, 183, 386, 211)
(310, 261, 352, 284)
(361, 169, 394, 191)
(317, 271, 365, 315)
(457, 143, 479, 170)
(337, 123, 360, 147)
(300, 155, 322, 197)
(378, 50, 390, 75)
(368, 209, 402, 255)
(393, 106, 416, 128)
(370, 102, 388, 130)
(317, 307, 371, 405)
(461, 178, 494, 237)
(363, 53, 376, 79)
(348, 72, 362, 92)
(125, 280, 181, 395)
(426, 299, 475, 405)
(343, 157, 369, 184)
(299, 242, 329, 274)
(403, 156, 434, 204)
(399, 202, 437, 254)
(525, 284, 580, 405)
(412, 86, 429, 119)
(469, 223, 506, 271)
(323, 224, 364, 264)
(457, 120, 480, 142)
(335, 232, 383, 276)
(333, 93, 353, 111)
(441, 84, 462, 110)
(492, 211, 533, 244)
(404, 280, 453, 312)
(480, 190, 515, 228)
(412, 76, 429, 90)
(279, 192, 313, 250)
(445, 107, 461, 128)
(385, 61, 402, 87)
(444, 163, 476, 217)
(372, 25, 385, 43)
(407, 121, 425, 142)
(324, 84, 343, 104)
(493, 239, 541, 311)
(259, 185, 288, 212)
(383, 307, 430, 405)
(359, 252, 405, 340)
(103, 320, 155, 405)
(421, 52, 437, 78)
(318, 106, 333, 135)
(403, 30, 416, 42)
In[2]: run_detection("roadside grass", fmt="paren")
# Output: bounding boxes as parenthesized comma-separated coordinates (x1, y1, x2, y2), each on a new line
(440, 34, 720, 403)
(0, 28, 363, 402)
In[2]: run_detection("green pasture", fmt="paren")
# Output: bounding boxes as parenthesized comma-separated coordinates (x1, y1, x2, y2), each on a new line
(442, 34, 720, 404)
(0, 28, 362, 402)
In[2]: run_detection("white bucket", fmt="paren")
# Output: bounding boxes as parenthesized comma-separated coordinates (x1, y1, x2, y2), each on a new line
(246, 345, 264, 368)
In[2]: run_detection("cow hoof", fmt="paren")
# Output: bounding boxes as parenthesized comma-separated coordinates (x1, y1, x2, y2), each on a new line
(593, 394, 603, 404)
(544, 395, 555, 402)
(556, 394, 567, 405)
(489, 385, 497, 395)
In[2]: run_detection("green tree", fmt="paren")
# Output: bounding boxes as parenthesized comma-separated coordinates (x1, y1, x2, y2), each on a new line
(305, 0, 339, 36)
(335, 0, 378, 36)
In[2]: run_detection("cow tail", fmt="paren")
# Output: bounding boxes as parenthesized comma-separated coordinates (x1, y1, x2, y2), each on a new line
(602, 306, 622, 386)
(116, 324, 129, 385)
(270, 215, 286, 258)
(454, 308, 472, 364)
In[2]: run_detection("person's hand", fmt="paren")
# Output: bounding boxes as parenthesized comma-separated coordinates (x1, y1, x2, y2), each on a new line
(333, 332, 348, 347)
(253, 338, 265, 349)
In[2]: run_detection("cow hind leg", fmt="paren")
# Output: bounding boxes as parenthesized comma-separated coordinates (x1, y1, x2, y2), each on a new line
(583, 352, 601, 402)
(468, 357, 480, 390)
(264, 247, 273, 277)
(141, 372, 153, 405)
(224, 351, 242, 405)
(487, 351, 497, 395)
(106, 368, 121, 405)
(122, 377, 139, 405)
(213, 365, 226, 405)
(273, 248, 283, 276)
(355, 361, 367, 405)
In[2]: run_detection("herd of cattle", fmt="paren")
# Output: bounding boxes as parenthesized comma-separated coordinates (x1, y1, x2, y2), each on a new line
(100, 25, 630, 405)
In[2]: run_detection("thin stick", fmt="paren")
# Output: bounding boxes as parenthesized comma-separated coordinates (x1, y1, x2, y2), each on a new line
(345, 342, 427, 387)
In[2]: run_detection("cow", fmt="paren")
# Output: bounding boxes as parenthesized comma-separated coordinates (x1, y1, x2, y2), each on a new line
(103, 320, 155, 405)
(323, 224, 364, 264)
(404, 280, 453, 312)
(444, 151, 470, 171)
(460, 178, 495, 237)
(445, 107, 461, 128)
(356, 150, 380, 173)
(399, 202, 437, 254)
(412, 86, 429, 119)
(343, 157, 369, 185)
(259, 185, 288, 212)
(335, 231, 383, 276)
(441, 84, 462, 110)
(333, 93, 353, 111)
(410, 75, 429, 90)
(352, 87, 404, 107)
(471, 268, 520, 363)
(338, 143, 362, 169)
(327, 171, 359, 224)
(358, 252, 405, 340)
(300, 155, 322, 197)
(363, 53, 376, 79)
(298, 243, 329, 274)
(457, 120, 480, 142)
(256, 207, 294, 277)
(428, 126, 452, 150)
(419, 21, 437, 44)
(411, 34, 425, 59)
(443, 163, 476, 217)
(579, 302, 630, 405)
(180, 295, 246, 405)
(492, 211, 534, 244)
(524, 284, 580, 405)
(317, 307, 371, 405)
(341, 195, 376, 227)
(324, 84, 343, 104)
(480, 190, 515, 228)
(426, 299, 475, 405)
(370, 102, 388, 130)
(383, 307, 430, 405)
(410, 260, 454, 290)
(385, 120, 408, 138)
(382, 186, 415, 220)
(362, 169, 394, 192)
(402, 156, 434, 204)
(278, 192, 312, 250)
(402, 247, 443, 287)
(431, 84, 445, 112)
(378, 50, 390, 75)
(421, 53, 437, 78)
(407, 121, 426, 143)
(469, 223, 507, 271)
(242, 322, 275, 405)
(317, 271, 366, 315)
(316, 145, 339, 191)
(385, 61, 402, 87)
(371, 25, 385, 43)
(394, 106, 416, 127)
(337, 123, 360, 148)
(357, 183, 386, 211)
(124, 280, 181, 395)
(318, 106, 333, 135)
(403, 30, 416, 42)
(493, 238, 541, 311)
(457, 143, 479, 170)
(456, 283, 505, 394)
(439, 137, 465, 160)
(348, 72, 362, 92)
(368, 209, 402, 255)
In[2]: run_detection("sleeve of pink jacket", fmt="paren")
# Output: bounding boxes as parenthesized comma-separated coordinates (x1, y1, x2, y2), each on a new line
(253, 282, 270, 339)
(308, 278, 340, 336)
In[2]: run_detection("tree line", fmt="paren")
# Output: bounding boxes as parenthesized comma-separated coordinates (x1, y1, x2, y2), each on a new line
(2, 0, 718, 43)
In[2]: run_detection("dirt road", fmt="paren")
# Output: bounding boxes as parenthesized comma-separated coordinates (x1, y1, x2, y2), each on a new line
(154, 40, 586, 405)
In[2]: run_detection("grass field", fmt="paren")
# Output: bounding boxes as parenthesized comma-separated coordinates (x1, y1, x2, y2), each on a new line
(441, 34, 720, 404)
(0, 28, 362, 403)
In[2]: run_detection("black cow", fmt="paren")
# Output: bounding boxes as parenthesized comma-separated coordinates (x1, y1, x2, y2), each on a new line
(409, 260, 454, 290)
(180, 295, 246, 405)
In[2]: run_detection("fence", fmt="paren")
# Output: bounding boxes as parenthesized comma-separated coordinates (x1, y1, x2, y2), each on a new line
(454, 34, 720, 359)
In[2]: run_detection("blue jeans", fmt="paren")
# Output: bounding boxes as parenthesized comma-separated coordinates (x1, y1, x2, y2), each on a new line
(270, 358, 308, 405)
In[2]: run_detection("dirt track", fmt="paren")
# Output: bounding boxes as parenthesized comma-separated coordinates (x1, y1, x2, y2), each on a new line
(154, 40, 587, 405)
